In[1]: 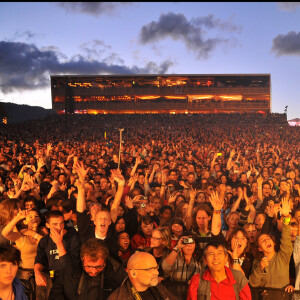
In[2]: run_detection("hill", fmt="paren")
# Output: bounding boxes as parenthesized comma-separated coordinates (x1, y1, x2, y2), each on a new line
(0, 102, 56, 123)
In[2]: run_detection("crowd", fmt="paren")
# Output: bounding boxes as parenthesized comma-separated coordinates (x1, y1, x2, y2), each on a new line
(0, 112, 299, 300)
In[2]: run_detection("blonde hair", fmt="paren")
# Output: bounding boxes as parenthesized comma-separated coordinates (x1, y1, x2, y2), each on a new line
(153, 226, 172, 249)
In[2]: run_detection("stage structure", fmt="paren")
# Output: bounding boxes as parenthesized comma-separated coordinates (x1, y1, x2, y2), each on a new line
(51, 74, 271, 114)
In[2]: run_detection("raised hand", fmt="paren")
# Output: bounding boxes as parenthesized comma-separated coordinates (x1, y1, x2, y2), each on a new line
(189, 187, 197, 201)
(111, 169, 125, 185)
(16, 209, 28, 221)
(73, 161, 90, 184)
(125, 196, 133, 209)
(280, 197, 291, 217)
(209, 191, 223, 211)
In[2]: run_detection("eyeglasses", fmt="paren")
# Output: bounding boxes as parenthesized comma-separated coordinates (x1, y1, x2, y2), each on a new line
(83, 263, 106, 270)
(151, 236, 163, 240)
(129, 265, 159, 272)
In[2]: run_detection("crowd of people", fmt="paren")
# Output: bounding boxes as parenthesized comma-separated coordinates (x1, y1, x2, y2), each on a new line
(0, 112, 299, 300)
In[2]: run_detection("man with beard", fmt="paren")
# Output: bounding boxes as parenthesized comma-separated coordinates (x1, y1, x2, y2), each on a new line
(49, 238, 126, 300)
(108, 251, 179, 300)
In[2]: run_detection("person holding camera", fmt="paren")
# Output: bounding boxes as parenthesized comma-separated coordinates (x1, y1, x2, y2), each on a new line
(161, 232, 202, 299)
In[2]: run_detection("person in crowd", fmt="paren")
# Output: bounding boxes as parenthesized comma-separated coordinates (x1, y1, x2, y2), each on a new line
(107, 251, 179, 300)
(226, 228, 254, 278)
(117, 230, 132, 267)
(147, 226, 172, 282)
(0, 198, 21, 246)
(186, 191, 226, 256)
(249, 197, 294, 293)
(162, 232, 201, 298)
(187, 241, 251, 300)
(49, 238, 126, 300)
(34, 210, 81, 296)
(0, 245, 27, 300)
(2, 208, 45, 271)
(169, 217, 187, 249)
(131, 215, 156, 250)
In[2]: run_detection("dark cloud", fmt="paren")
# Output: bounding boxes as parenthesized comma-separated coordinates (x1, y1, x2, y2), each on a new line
(0, 41, 173, 93)
(12, 30, 39, 41)
(277, 2, 300, 11)
(139, 12, 240, 59)
(58, 2, 132, 16)
(272, 31, 300, 56)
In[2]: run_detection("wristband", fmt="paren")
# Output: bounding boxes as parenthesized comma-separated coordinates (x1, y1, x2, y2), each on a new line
(233, 259, 239, 264)
(173, 247, 180, 254)
(213, 210, 222, 214)
(282, 216, 291, 225)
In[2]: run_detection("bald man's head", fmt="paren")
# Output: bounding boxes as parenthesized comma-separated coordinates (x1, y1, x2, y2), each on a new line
(127, 252, 159, 291)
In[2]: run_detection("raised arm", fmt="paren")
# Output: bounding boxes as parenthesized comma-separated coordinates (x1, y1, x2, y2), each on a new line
(210, 191, 224, 236)
(110, 169, 125, 223)
(2, 209, 26, 241)
(130, 156, 142, 177)
(73, 161, 90, 213)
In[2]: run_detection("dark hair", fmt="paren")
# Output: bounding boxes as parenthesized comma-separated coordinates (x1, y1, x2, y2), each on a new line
(227, 228, 250, 259)
(170, 217, 187, 232)
(0, 244, 21, 265)
(203, 241, 228, 259)
(115, 216, 126, 230)
(45, 210, 64, 223)
(160, 205, 173, 215)
(80, 238, 109, 262)
(45, 196, 63, 211)
(24, 195, 37, 206)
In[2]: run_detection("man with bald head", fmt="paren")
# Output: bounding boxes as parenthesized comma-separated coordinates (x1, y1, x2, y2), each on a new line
(108, 251, 179, 299)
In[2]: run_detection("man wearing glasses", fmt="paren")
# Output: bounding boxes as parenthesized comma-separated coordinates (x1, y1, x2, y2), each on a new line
(108, 251, 179, 299)
(49, 238, 126, 300)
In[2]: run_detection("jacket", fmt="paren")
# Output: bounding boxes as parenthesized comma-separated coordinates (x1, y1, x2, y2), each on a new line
(107, 277, 180, 300)
(187, 267, 251, 300)
(49, 257, 127, 300)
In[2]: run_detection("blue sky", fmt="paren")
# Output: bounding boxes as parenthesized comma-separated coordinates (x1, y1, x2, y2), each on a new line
(0, 2, 300, 120)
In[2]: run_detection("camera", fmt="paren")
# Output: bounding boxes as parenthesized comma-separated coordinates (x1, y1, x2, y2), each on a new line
(140, 203, 146, 209)
(182, 237, 194, 244)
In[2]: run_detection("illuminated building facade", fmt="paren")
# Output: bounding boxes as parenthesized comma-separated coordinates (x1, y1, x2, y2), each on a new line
(51, 74, 271, 114)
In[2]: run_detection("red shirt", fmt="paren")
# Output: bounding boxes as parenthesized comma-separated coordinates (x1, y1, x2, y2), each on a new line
(187, 267, 252, 300)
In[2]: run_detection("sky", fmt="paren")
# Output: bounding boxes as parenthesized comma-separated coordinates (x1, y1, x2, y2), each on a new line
(0, 2, 300, 120)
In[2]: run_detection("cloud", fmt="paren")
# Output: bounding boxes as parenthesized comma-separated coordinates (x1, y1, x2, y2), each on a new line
(139, 12, 240, 59)
(0, 41, 173, 94)
(272, 31, 300, 56)
(277, 2, 300, 11)
(57, 2, 132, 16)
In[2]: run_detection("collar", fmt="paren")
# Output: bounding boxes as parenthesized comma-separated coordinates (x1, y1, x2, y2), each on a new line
(202, 266, 236, 285)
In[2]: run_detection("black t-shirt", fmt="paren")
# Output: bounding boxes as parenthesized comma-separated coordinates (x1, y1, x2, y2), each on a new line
(138, 289, 157, 300)
(35, 227, 81, 271)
